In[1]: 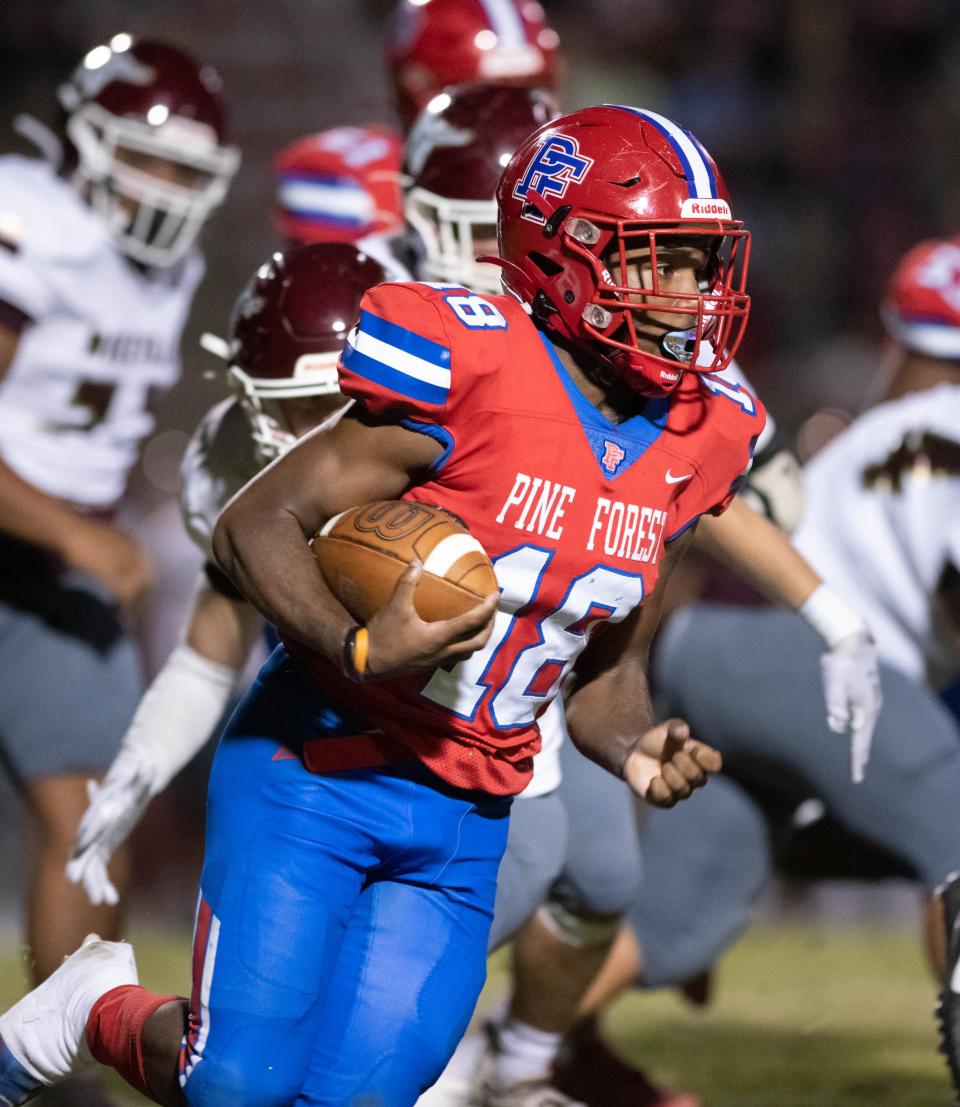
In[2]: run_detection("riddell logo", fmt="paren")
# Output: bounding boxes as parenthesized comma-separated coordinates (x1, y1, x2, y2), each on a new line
(680, 198, 731, 220)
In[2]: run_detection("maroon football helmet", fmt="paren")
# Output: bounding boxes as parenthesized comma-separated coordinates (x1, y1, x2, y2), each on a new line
(404, 82, 558, 293)
(58, 34, 239, 267)
(881, 237, 960, 360)
(495, 104, 751, 396)
(203, 242, 387, 462)
(386, 0, 561, 131)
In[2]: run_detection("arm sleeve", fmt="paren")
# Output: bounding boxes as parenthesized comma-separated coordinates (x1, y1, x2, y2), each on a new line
(119, 643, 238, 794)
(337, 282, 453, 422)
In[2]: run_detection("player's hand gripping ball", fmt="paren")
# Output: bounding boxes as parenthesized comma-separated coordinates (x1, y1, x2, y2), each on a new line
(312, 501, 498, 622)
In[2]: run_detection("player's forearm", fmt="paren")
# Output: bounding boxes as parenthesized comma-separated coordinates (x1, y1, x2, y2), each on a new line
(564, 657, 655, 778)
(185, 576, 264, 670)
(212, 499, 354, 663)
(0, 454, 89, 553)
(696, 495, 820, 609)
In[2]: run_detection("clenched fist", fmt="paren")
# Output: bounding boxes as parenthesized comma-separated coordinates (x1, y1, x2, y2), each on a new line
(622, 718, 722, 808)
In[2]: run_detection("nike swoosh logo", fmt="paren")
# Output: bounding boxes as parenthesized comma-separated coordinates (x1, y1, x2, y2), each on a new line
(665, 470, 692, 484)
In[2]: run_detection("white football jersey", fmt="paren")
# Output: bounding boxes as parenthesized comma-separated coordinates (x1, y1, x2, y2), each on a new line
(794, 383, 960, 687)
(180, 398, 260, 560)
(0, 156, 203, 507)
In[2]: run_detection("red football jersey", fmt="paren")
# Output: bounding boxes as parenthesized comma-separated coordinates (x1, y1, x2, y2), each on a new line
(291, 281, 764, 795)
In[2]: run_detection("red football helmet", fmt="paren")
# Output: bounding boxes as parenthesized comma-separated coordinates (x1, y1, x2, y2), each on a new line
(386, 0, 561, 131)
(58, 35, 239, 267)
(495, 105, 751, 396)
(203, 243, 387, 462)
(881, 237, 960, 360)
(273, 126, 404, 246)
(404, 82, 558, 294)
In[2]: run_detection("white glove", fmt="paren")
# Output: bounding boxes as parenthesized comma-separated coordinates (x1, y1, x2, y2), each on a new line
(819, 631, 882, 785)
(66, 644, 238, 906)
(800, 584, 882, 784)
(66, 750, 154, 906)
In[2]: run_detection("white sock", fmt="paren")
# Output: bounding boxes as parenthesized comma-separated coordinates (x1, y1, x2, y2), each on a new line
(493, 1017, 563, 1086)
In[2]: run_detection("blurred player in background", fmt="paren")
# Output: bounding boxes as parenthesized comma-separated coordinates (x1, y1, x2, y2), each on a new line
(267, 0, 560, 275)
(272, 125, 407, 271)
(0, 33, 236, 986)
(0, 103, 759, 1106)
(65, 242, 387, 909)
(385, 0, 560, 132)
(537, 236, 960, 1105)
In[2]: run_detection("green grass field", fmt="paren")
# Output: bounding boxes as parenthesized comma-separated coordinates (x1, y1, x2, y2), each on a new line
(1, 919, 953, 1106)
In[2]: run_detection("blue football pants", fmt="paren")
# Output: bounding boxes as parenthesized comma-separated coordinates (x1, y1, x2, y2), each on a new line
(178, 649, 511, 1107)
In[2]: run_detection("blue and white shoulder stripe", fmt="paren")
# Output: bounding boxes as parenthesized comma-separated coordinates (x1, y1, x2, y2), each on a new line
(342, 309, 451, 405)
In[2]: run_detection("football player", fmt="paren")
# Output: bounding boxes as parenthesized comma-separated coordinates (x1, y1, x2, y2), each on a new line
(64, 242, 388, 909)
(1, 104, 760, 1107)
(0, 34, 236, 987)
(546, 236, 960, 1105)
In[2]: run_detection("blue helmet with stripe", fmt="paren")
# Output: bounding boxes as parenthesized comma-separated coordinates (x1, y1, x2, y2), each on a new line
(494, 104, 751, 396)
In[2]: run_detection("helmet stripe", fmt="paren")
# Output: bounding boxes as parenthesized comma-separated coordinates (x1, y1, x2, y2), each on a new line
(479, 0, 528, 48)
(604, 106, 717, 200)
(279, 177, 373, 221)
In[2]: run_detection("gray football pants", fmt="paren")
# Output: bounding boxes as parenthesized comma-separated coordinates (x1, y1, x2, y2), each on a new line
(0, 567, 141, 786)
(488, 741, 643, 950)
(631, 604, 960, 987)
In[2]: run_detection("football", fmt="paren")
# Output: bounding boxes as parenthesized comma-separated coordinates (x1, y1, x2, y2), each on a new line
(312, 500, 498, 623)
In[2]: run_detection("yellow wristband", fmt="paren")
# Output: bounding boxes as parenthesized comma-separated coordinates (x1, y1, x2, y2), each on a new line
(352, 626, 369, 678)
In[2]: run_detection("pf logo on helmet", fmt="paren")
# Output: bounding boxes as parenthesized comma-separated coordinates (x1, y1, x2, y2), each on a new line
(513, 135, 593, 225)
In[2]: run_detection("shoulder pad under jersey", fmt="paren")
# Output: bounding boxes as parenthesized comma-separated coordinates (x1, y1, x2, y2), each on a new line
(180, 399, 260, 558)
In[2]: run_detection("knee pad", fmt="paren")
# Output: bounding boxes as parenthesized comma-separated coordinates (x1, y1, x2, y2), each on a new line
(535, 901, 622, 949)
